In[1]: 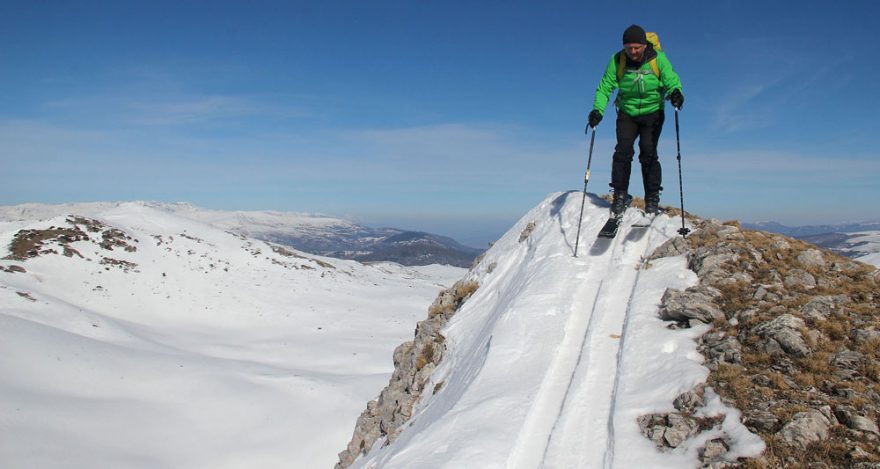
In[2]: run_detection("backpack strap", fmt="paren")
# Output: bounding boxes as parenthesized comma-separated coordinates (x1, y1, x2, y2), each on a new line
(617, 51, 661, 81)
(649, 58, 660, 78)
(616, 52, 626, 81)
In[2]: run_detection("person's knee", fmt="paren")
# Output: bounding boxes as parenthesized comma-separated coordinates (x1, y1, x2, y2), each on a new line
(613, 149, 635, 162)
(638, 150, 658, 164)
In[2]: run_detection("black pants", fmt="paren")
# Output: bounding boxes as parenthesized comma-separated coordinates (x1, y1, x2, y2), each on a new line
(611, 110, 664, 195)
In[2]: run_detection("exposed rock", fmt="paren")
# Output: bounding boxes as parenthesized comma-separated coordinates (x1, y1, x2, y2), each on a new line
(673, 386, 706, 414)
(853, 328, 880, 346)
(336, 278, 479, 468)
(664, 413, 700, 447)
(638, 412, 701, 450)
(518, 222, 536, 243)
(660, 288, 725, 325)
(700, 438, 729, 462)
(744, 409, 780, 433)
(754, 314, 811, 357)
(753, 285, 769, 301)
(801, 295, 850, 321)
(831, 349, 865, 371)
(797, 249, 826, 268)
(835, 407, 880, 436)
(778, 410, 831, 448)
(702, 333, 742, 364)
(689, 249, 739, 283)
(650, 235, 690, 260)
(770, 237, 791, 250)
(784, 269, 816, 289)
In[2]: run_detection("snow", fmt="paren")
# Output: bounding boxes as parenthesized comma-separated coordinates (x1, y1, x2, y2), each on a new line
(1, 194, 769, 469)
(849, 231, 880, 267)
(352, 192, 764, 468)
(0, 202, 463, 469)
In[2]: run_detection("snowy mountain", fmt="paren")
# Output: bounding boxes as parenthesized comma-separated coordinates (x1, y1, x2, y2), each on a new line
(0, 202, 465, 468)
(0, 202, 484, 268)
(337, 193, 766, 468)
(5, 197, 876, 468)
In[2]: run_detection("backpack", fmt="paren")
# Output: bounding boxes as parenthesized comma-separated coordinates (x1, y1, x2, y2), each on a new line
(617, 32, 661, 81)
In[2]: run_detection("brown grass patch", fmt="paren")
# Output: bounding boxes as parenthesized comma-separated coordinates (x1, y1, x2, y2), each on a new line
(6, 227, 89, 260)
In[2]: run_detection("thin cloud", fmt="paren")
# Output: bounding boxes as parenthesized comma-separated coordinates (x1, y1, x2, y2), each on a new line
(44, 90, 309, 127)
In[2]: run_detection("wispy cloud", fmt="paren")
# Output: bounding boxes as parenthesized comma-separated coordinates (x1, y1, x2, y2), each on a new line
(45, 92, 309, 127)
(687, 150, 880, 179)
(702, 36, 846, 135)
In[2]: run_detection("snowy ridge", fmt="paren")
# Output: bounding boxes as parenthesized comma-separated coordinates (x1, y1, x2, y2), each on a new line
(350, 192, 764, 468)
(0, 202, 483, 267)
(0, 202, 464, 468)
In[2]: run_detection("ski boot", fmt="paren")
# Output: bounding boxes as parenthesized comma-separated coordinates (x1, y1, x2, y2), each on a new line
(645, 192, 660, 215)
(611, 190, 631, 216)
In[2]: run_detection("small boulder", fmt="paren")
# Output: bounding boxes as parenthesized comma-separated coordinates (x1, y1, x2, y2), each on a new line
(801, 295, 850, 321)
(663, 413, 700, 448)
(835, 407, 880, 436)
(754, 314, 811, 357)
(660, 288, 725, 325)
(784, 269, 816, 289)
(830, 349, 864, 371)
(796, 249, 826, 268)
(853, 329, 880, 346)
(700, 438, 729, 462)
(778, 410, 831, 448)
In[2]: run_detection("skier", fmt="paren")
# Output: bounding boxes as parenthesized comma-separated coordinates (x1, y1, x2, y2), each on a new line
(587, 24, 684, 216)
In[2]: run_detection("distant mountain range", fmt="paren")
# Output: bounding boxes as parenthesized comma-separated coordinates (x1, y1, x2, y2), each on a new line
(742, 220, 880, 265)
(0, 202, 484, 268)
(742, 220, 880, 237)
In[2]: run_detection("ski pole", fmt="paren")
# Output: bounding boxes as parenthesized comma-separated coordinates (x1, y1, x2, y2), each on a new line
(674, 108, 690, 237)
(573, 126, 597, 257)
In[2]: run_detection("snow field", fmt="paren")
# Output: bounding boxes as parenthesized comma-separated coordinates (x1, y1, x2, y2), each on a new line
(0, 202, 464, 469)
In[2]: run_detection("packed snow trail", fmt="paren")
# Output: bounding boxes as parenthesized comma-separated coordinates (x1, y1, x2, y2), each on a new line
(351, 192, 764, 469)
(511, 211, 657, 469)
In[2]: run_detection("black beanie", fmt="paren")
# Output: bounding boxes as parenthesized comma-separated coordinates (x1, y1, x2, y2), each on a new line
(622, 24, 647, 45)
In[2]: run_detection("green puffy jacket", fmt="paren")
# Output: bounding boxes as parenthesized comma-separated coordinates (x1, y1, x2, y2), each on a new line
(592, 47, 682, 117)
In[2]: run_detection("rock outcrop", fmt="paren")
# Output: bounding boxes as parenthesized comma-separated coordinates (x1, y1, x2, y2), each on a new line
(651, 218, 880, 467)
(335, 278, 480, 468)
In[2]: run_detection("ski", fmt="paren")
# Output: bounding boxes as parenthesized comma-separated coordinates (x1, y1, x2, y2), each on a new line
(631, 210, 657, 228)
(597, 196, 633, 239)
(597, 215, 623, 238)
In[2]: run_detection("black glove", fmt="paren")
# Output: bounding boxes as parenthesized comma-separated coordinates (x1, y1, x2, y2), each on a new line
(670, 89, 684, 110)
(587, 110, 602, 131)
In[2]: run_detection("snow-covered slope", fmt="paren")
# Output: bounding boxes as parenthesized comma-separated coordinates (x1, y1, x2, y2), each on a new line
(0, 202, 483, 267)
(0, 203, 463, 468)
(350, 192, 764, 468)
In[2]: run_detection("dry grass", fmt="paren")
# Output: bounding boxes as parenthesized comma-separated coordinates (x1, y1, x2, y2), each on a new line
(428, 280, 480, 318)
(688, 223, 880, 467)
(415, 342, 435, 371)
(6, 227, 88, 260)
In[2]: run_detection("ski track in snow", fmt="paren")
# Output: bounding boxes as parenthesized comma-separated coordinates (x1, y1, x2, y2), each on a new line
(507, 211, 657, 469)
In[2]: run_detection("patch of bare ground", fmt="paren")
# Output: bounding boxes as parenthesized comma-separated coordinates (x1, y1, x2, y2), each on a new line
(652, 217, 880, 467)
(100, 257, 139, 272)
(5, 215, 139, 261)
(16, 291, 36, 302)
(6, 226, 89, 260)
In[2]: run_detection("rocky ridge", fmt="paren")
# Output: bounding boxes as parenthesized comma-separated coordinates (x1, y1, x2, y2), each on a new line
(334, 277, 480, 468)
(648, 218, 880, 468)
(335, 213, 880, 468)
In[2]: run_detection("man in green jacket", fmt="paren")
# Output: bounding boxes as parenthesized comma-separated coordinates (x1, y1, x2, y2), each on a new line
(588, 24, 684, 215)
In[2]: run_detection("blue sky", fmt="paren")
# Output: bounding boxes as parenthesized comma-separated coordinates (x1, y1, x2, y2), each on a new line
(2, 1, 878, 247)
